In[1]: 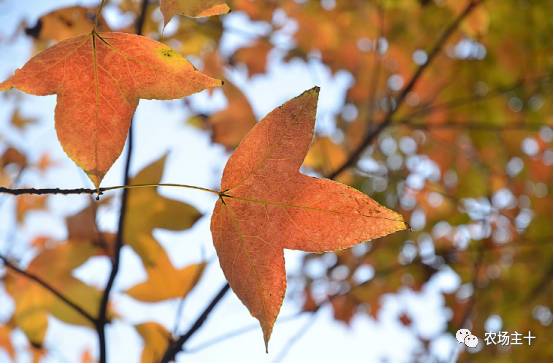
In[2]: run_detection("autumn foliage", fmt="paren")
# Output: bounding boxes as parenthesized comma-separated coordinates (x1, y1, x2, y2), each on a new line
(0, 0, 552, 363)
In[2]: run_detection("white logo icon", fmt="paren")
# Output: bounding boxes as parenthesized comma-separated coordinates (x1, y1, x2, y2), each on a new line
(456, 329, 479, 348)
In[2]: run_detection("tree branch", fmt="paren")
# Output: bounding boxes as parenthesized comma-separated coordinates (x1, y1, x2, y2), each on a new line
(184, 313, 303, 354)
(328, 0, 484, 180)
(272, 312, 319, 362)
(160, 283, 231, 362)
(0, 183, 220, 197)
(0, 187, 100, 196)
(96, 0, 149, 362)
(0, 255, 97, 324)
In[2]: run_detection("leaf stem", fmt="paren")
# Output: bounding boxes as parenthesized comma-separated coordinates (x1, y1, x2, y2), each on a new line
(160, 283, 231, 362)
(103, 183, 221, 195)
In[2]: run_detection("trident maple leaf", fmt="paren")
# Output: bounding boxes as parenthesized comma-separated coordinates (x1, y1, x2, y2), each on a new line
(210, 87, 407, 350)
(0, 31, 222, 187)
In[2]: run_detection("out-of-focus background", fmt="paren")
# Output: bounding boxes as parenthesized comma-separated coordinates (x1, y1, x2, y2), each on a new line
(0, 0, 551, 362)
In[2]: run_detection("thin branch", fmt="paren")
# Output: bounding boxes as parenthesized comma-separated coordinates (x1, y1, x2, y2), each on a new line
(185, 313, 303, 354)
(172, 258, 210, 336)
(0, 255, 96, 324)
(524, 261, 553, 303)
(0, 167, 25, 208)
(0, 186, 99, 196)
(0, 183, 220, 197)
(449, 247, 484, 363)
(134, 0, 149, 35)
(94, 0, 108, 29)
(272, 312, 319, 362)
(171, 291, 189, 337)
(363, 4, 386, 130)
(328, 0, 484, 179)
(160, 283, 231, 362)
(96, 1, 149, 362)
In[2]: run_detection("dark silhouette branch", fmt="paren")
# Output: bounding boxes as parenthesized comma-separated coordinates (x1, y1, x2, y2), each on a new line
(0, 186, 100, 196)
(328, 0, 484, 180)
(160, 283, 231, 362)
(0, 255, 97, 324)
(96, 0, 149, 362)
(0, 183, 220, 197)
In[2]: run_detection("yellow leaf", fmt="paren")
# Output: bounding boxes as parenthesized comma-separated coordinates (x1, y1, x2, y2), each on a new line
(0, 325, 15, 360)
(136, 322, 171, 363)
(125, 155, 201, 267)
(24, 6, 110, 43)
(5, 241, 111, 345)
(126, 261, 205, 302)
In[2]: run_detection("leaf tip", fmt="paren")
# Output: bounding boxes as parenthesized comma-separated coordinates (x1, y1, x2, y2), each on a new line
(263, 330, 271, 354)
(302, 85, 320, 97)
(403, 218, 412, 232)
(311, 85, 321, 94)
(258, 318, 276, 354)
(86, 171, 104, 190)
(0, 79, 12, 91)
(287, 86, 320, 107)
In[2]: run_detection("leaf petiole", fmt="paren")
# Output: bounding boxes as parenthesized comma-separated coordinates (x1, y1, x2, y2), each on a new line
(102, 183, 221, 195)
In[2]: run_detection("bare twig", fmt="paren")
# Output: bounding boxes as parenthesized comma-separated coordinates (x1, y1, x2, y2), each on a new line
(96, 1, 150, 362)
(272, 312, 319, 362)
(0, 255, 97, 324)
(160, 283, 231, 362)
(0, 183, 220, 197)
(328, 0, 484, 179)
(363, 4, 386, 130)
(449, 247, 484, 363)
(94, 0, 108, 29)
(0, 186, 100, 196)
(186, 313, 303, 354)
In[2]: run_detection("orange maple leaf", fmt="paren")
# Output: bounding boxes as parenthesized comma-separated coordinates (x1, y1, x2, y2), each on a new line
(0, 31, 222, 187)
(210, 87, 407, 350)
